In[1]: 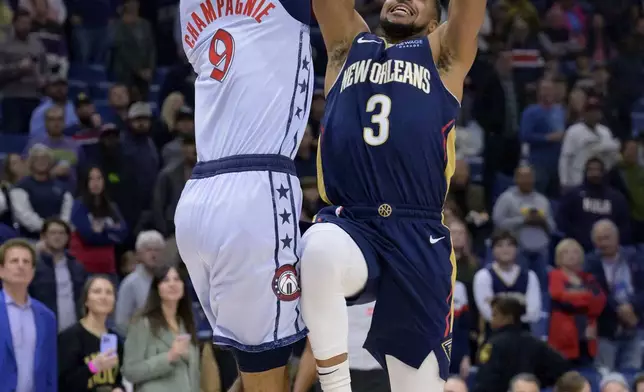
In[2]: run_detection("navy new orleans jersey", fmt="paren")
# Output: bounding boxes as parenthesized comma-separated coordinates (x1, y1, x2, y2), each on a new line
(315, 32, 460, 377)
(318, 32, 459, 208)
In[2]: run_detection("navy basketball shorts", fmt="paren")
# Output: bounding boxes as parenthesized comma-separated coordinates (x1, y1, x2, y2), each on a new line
(315, 204, 455, 379)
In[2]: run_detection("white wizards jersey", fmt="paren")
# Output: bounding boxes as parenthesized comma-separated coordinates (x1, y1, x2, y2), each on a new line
(180, 0, 312, 162)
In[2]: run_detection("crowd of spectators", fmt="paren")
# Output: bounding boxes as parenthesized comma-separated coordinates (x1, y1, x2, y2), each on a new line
(1, 0, 644, 391)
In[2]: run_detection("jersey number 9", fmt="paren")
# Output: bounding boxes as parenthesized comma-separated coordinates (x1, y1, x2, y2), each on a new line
(363, 94, 392, 146)
(208, 29, 235, 82)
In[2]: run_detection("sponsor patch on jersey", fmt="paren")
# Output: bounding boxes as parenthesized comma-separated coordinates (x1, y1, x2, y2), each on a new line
(272, 265, 301, 301)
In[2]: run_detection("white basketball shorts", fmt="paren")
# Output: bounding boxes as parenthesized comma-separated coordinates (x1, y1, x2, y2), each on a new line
(175, 154, 307, 355)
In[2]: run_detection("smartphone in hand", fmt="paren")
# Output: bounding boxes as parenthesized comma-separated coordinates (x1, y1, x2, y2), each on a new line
(100, 333, 118, 354)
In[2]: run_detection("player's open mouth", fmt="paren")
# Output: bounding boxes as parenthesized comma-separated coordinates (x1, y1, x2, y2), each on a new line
(391, 4, 412, 16)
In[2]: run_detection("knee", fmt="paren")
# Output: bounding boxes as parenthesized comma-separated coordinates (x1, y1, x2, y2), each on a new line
(300, 224, 345, 284)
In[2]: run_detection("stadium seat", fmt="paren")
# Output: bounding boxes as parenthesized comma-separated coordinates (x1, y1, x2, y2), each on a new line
(0, 134, 28, 156)
(154, 67, 170, 85)
(467, 156, 484, 184)
(149, 84, 160, 106)
(577, 367, 601, 392)
(492, 173, 514, 206)
(68, 63, 108, 85)
(90, 82, 113, 101)
(94, 100, 112, 121)
(68, 79, 89, 99)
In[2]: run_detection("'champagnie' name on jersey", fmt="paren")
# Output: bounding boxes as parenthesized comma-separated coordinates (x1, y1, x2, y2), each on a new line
(184, 0, 275, 49)
(340, 59, 431, 93)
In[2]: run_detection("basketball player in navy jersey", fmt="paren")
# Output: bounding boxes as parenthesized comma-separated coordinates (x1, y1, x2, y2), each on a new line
(297, 0, 486, 391)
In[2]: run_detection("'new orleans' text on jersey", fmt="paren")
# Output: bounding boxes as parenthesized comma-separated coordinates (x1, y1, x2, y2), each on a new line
(318, 32, 461, 211)
(340, 59, 431, 94)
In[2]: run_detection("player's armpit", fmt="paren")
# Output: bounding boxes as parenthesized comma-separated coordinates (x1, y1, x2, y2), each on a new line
(313, 0, 368, 94)
(431, 0, 486, 98)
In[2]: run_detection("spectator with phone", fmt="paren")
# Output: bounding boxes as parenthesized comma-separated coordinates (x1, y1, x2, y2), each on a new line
(122, 264, 200, 392)
(58, 275, 125, 392)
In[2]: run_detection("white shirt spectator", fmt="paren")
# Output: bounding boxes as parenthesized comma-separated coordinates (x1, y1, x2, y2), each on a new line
(473, 263, 542, 323)
(559, 122, 620, 188)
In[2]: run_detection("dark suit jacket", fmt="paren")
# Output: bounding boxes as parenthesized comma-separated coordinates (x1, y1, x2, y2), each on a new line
(29, 252, 87, 319)
(585, 248, 644, 338)
(0, 290, 58, 392)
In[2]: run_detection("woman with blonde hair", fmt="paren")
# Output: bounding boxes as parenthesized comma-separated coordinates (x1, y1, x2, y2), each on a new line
(548, 238, 606, 366)
(154, 92, 186, 149)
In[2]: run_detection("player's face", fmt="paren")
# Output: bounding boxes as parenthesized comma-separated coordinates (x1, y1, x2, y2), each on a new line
(380, 0, 438, 41)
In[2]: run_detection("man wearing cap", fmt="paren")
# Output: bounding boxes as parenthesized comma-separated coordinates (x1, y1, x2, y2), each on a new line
(63, 93, 102, 142)
(28, 75, 79, 137)
(559, 95, 621, 191)
(160, 106, 194, 166)
(120, 102, 160, 231)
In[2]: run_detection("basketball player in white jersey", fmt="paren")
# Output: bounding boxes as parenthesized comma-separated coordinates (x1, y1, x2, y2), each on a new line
(174, 0, 312, 389)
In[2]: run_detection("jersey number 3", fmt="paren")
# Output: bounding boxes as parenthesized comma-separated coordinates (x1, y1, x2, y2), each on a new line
(208, 29, 235, 82)
(363, 94, 392, 146)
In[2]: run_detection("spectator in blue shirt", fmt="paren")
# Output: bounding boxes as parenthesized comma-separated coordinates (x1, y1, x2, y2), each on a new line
(28, 75, 78, 138)
(520, 78, 566, 197)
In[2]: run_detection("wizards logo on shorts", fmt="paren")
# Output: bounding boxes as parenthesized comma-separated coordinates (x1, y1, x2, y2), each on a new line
(272, 265, 301, 301)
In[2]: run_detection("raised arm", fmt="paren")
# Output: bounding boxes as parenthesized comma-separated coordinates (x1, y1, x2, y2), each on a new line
(431, 0, 487, 100)
(313, 0, 369, 94)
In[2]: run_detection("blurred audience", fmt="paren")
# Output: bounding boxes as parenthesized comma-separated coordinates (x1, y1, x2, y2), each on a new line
(474, 296, 568, 392)
(0, 238, 57, 392)
(10, 144, 72, 238)
(122, 264, 200, 392)
(586, 219, 644, 371)
(554, 371, 591, 392)
(557, 158, 632, 250)
(473, 230, 542, 333)
(69, 166, 127, 276)
(548, 239, 606, 366)
(114, 230, 164, 332)
(29, 217, 86, 332)
(58, 275, 125, 392)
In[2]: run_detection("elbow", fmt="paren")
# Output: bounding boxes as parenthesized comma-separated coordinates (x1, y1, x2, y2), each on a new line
(120, 365, 143, 383)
